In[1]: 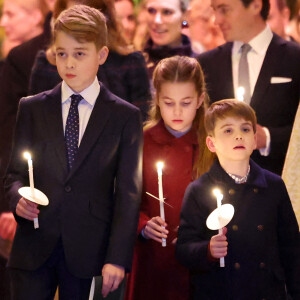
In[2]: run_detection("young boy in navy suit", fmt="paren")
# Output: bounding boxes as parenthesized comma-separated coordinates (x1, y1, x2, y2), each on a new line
(5, 5, 143, 299)
(176, 99, 300, 299)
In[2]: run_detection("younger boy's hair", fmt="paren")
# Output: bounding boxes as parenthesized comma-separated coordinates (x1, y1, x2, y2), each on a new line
(205, 99, 257, 135)
(52, 4, 107, 50)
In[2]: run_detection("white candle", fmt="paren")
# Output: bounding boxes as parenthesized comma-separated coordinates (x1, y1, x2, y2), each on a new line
(156, 161, 166, 247)
(24, 152, 39, 229)
(236, 86, 245, 101)
(213, 188, 225, 267)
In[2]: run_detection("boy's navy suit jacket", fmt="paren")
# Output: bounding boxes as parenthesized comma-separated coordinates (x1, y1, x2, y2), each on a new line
(4, 82, 143, 278)
(198, 34, 300, 175)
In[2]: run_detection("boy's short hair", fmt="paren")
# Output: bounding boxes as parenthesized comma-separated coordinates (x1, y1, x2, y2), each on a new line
(205, 99, 257, 135)
(52, 4, 107, 49)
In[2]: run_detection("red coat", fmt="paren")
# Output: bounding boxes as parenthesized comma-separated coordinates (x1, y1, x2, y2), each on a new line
(126, 120, 198, 300)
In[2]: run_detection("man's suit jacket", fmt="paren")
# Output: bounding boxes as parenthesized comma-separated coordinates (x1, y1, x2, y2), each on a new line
(4, 83, 143, 278)
(198, 34, 300, 175)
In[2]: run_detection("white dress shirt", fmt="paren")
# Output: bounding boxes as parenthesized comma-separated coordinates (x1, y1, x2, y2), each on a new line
(232, 26, 273, 156)
(61, 77, 100, 146)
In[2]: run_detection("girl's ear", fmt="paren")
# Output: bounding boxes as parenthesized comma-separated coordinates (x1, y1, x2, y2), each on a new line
(196, 93, 205, 109)
(155, 94, 160, 107)
(206, 136, 217, 153)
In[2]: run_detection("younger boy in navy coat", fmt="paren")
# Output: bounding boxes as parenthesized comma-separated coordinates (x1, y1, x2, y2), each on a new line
(176, 99, 300, 300)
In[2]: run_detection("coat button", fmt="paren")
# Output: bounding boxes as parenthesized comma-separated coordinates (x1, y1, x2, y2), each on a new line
(65, 186, 72, 192)
(253, 188, 259, 193)
(232, 225, 238, 231)
(257, 225, 264, 231)
(234, 262, 240, 270)
(259, 262, 266, 269)
(229, 189, 235, 195)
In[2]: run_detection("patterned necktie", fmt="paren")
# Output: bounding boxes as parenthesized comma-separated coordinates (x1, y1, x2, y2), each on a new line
(238, 44, 252, 104)
(65, 94, 83, 170)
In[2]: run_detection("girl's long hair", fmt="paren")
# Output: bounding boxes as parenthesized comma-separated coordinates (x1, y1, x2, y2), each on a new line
(146, 55, 215, 178)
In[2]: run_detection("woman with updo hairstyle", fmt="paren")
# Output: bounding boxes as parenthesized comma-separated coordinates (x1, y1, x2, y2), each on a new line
(29, 0, 151, 120)
(142, 0, 195, 81)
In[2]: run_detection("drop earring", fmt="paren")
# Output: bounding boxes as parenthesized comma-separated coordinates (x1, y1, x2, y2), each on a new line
(182, 20, 189, 28)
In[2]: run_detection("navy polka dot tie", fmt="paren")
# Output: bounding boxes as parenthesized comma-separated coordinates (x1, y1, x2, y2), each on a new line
(65, 94, 83, 170)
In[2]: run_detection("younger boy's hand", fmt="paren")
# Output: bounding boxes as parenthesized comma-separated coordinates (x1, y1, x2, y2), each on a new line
(101, 264, 125, 298)
(144, 216, 168, 243)
(209, 227, 228, 259)
(16, 197, 39, 221)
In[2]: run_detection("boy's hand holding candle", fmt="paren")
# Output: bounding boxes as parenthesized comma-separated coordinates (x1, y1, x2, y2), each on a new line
(209, 227, 228, 259)
(17, 151, 49, 229)
(206, 188, 234, 267)
(16, 197, 40, 221)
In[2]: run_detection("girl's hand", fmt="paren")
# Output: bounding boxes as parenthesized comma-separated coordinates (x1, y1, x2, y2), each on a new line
(209, 227, 228, 258)
(16, 197, 39, 221)
(144, 216, 168, 243)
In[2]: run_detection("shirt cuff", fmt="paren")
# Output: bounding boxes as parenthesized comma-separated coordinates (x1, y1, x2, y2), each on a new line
(141, 227, 149, 239)
(259, 127, 271, 156)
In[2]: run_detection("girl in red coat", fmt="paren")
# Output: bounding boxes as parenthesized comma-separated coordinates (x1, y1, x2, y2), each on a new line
(126, 56, 214, 300)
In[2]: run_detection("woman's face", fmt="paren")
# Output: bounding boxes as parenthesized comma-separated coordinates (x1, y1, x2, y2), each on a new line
(115, 0, 136, 44)
(146, 0, 184, 47)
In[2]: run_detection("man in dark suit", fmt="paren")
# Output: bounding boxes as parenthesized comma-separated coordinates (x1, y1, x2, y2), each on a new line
(198, 0, 300, 174)
(4, 6, 142, 299)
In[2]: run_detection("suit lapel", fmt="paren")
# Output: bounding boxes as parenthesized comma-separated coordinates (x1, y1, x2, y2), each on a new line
(65, 84, 114, 181)
(44, 83, 68, 175)
(223, 43, 235, 98)
(250, 35, 286, 109)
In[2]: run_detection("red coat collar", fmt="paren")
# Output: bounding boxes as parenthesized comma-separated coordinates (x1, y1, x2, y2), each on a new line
(146, 120, 198, 145)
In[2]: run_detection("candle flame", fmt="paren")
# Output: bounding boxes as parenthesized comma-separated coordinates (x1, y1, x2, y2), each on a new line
(23, 152, 31, 160)
(156, 161, 164, 171)
(236, 86, 245, 101)
(213, 188, 223, 199)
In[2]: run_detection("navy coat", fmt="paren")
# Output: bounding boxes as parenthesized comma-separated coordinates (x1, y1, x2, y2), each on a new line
(176, 159, 300, 300)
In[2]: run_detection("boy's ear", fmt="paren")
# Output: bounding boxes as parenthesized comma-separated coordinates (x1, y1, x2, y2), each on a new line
(206, 136, 217, 153)
(98, 46, 109, 65)
(196, 93, 205, 109)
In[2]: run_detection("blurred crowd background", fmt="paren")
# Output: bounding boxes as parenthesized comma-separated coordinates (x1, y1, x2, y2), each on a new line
(0, 0, 298, 60)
